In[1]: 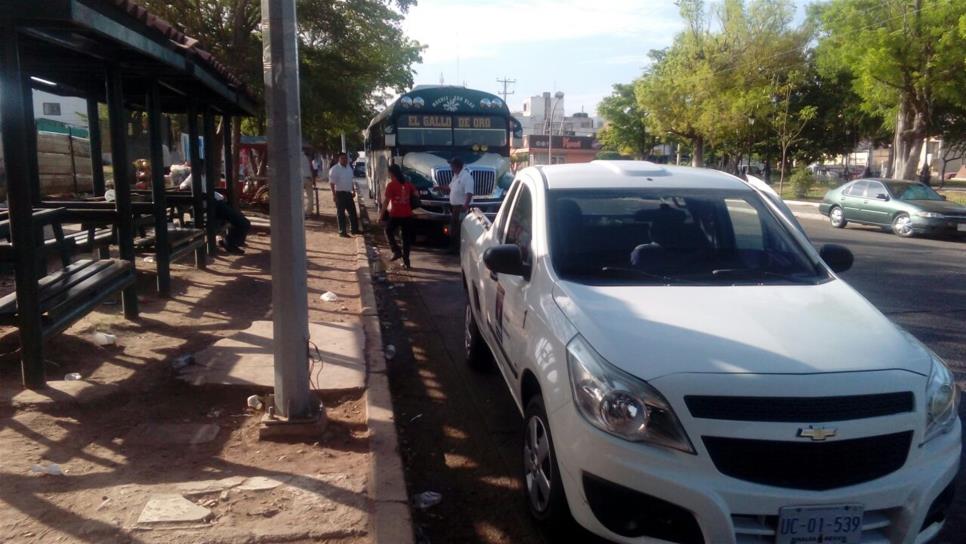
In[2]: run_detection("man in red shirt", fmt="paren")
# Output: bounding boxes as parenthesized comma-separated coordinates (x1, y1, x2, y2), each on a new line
(382, 164, 416, 269)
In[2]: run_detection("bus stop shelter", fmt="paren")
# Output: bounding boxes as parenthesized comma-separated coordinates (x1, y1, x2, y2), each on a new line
(0, 0, 257, 388)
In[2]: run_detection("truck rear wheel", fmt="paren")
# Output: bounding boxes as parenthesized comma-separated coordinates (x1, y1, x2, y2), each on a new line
(464, 301, 492, 370)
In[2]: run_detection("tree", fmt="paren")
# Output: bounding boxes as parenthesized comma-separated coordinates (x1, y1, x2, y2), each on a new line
(135, 0, 423, 155)
(597, 83, 653, 158)
(816, 0, 966, 180)
(772, 72, 817, 194)
(934, 104, 966, 186)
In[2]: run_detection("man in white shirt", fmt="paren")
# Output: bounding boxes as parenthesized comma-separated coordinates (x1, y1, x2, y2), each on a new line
(328, 152, 360, 237)
(448, 157, 474, 253)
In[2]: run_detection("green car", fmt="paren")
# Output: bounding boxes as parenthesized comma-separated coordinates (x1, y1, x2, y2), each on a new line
(818, 178, 966, 237)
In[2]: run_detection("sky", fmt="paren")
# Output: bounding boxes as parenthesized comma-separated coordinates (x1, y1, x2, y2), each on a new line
(400, 0, 812, 118)
(400, 0, 686, 118)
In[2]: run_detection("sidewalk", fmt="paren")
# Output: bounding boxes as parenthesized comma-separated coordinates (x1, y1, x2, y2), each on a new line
(0, 198, 410, 543)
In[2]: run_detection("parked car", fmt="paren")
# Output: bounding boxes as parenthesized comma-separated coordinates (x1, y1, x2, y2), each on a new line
(819, 178, 966, 237)
(352, 159, 366, 178)
(461, 161, 960, 544)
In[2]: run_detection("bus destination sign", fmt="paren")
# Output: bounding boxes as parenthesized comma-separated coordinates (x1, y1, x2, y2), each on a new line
(402, 115, 496, 129)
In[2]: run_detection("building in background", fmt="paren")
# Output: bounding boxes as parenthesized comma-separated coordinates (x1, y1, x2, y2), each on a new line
(512, 92, 600, 138)
(512, 134, 600, 166)
(511, 92, 601, 166)
(33, 89, 87, 128)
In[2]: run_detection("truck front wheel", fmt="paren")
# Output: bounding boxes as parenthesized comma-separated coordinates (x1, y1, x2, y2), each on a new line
(464, 301, 492, 370)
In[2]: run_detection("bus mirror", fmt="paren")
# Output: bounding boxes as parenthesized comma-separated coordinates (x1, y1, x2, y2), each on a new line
(385, 134, 396, 147)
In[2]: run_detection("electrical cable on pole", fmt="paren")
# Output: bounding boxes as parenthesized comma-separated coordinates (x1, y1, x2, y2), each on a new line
(496, 77, 516, 104)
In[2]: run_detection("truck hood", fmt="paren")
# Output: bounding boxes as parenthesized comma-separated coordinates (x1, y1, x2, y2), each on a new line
(551, 280, 932, 381)
(401, 151, 511, 194)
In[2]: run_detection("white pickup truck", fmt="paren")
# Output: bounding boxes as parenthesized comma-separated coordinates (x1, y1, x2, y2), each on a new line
(460, 161, 960, 544)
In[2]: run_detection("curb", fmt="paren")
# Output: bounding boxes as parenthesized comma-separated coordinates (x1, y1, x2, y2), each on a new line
(356, 204, 415, 544)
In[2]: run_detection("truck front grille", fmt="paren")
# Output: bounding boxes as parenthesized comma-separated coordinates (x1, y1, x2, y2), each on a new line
(703, 431, 912, 490)
(431, 168, 496, 196)
(685, 392, 914, 422)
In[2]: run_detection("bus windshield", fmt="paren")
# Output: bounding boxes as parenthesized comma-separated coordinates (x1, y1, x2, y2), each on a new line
(398, 128, 453, 146)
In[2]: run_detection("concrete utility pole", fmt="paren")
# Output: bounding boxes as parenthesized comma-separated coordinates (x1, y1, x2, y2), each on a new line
(261, 0, 316, 422)
(496, 77, 515, 103)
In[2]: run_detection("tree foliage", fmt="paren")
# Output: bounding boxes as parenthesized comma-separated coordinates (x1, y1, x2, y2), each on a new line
(135, 0, 423, 150)
(815, 0, 966, 179)
(597, 83, 653, 158)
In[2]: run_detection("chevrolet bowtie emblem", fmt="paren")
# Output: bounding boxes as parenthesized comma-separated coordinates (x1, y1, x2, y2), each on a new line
(797, 426, 837, 441)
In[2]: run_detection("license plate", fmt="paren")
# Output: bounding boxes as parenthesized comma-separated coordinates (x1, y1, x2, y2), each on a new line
(957, 223, 966, 232)
(776, 504, 863, 544)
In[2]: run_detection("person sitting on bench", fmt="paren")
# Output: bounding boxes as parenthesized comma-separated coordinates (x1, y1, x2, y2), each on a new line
(179, 162, 250, 254)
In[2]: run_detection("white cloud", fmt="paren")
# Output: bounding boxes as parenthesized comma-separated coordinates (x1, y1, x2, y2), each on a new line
(403, 0, 681, 64)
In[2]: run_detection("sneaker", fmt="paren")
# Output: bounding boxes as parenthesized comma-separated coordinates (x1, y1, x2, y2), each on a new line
(339, 232, 350, 238)
(390, 252, 402, 261)
(351, 229, 364, 235)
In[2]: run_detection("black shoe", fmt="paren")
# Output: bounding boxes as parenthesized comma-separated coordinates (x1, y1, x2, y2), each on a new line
(351, 229, 364, 235)
(339, 232, 350, 238)
(403, 261, 412, 270)
(219, 239, 244, 255)
(390, 252, 402, 261)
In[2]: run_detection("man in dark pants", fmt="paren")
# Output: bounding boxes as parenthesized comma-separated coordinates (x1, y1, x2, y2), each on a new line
(328, 152, 360, 237)
(215, 200, 251, 253)
(448, 157, 474, 254)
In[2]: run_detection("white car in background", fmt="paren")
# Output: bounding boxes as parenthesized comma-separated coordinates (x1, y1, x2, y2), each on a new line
(460, 161, 960, 544)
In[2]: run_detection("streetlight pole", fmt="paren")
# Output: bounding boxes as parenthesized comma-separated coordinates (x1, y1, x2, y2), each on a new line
(546, 91, 564, 165)
(262, 0, 317, 423)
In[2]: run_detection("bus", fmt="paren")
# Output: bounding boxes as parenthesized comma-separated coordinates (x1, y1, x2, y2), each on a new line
(365, 86, 521, 230)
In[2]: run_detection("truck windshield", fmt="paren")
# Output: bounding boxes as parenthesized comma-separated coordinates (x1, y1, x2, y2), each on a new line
(548, 188, 827, 285)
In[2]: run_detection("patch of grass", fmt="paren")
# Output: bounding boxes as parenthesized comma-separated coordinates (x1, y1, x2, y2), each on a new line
(939, 190, 966, 205)
(776, 181, 830, 202)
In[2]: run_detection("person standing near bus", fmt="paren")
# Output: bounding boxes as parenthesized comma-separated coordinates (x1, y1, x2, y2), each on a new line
(448, 157, 474, 253)
(329, 152, 361, 237)
(382, 164, 415, 269)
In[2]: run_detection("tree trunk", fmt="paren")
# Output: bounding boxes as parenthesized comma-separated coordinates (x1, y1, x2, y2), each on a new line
(778, 146, 789, 197)
(691, 135, 704, 167)
(891, 103, 926, 180)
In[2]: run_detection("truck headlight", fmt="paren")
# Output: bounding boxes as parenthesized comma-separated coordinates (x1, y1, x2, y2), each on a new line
(924, 355, 958, 444)
(915, 211, 944, 218)
(567, 335, 693, 452)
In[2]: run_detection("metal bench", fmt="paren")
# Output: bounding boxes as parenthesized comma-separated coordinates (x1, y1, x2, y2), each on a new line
(0, 208, 136, 338)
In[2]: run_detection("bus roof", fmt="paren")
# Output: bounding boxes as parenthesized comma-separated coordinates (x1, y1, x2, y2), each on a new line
(368, 86, 510, 130)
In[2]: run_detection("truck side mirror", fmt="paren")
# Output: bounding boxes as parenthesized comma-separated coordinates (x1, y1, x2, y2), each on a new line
(484, 244, 530, 279)
(820, 244, 853, 274)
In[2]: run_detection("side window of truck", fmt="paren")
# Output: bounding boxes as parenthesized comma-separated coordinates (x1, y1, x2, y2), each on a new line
(504, 185, 533, 262)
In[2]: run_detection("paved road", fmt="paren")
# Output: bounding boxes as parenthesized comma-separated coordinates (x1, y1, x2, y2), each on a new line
(364, 190, 965, 543)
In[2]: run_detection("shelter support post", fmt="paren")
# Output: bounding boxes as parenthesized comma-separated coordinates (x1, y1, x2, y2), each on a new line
(22, 80, 39, 204)
(147, 82, 171, 296)
(87, 97, 105, 196)
(187, 100, 206, 268)
(1, 25, 45, 388)
(106, 64, 139, 318)
(203, 109, 218, 254)
(223, 115, 236, 210)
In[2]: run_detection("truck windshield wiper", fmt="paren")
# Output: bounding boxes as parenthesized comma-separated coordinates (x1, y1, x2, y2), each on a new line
(708, 268, 815, 284)
(599, 266, 695, 284)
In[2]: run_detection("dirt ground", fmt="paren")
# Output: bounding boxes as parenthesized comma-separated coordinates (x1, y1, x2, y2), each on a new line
(0, 207, 374, 543)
